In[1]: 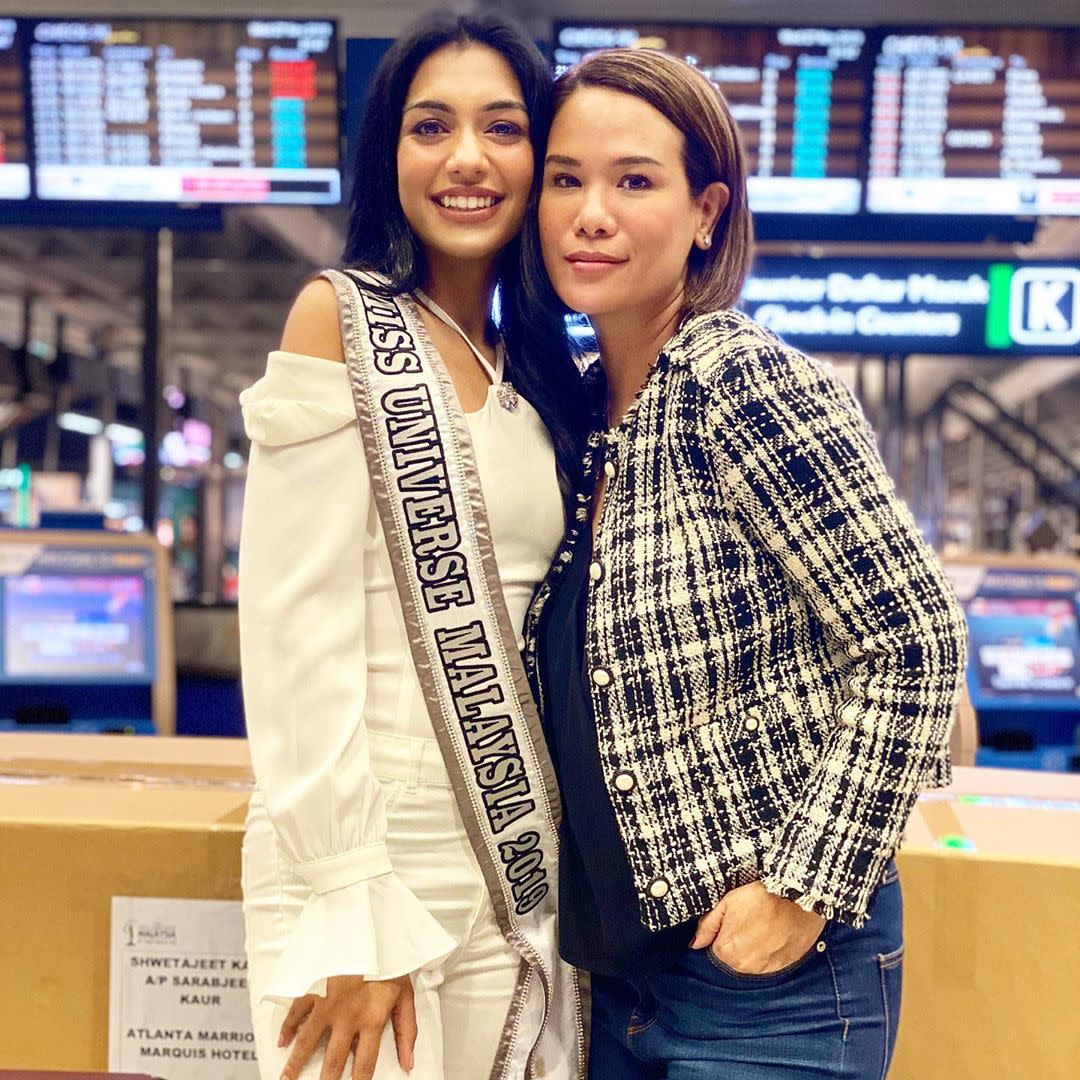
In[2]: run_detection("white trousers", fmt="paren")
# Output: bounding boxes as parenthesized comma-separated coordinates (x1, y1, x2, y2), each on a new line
(242, 730, 520, 1080)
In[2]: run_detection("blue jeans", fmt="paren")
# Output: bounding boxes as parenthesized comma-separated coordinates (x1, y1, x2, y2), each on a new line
(588, 863, 904, 1079)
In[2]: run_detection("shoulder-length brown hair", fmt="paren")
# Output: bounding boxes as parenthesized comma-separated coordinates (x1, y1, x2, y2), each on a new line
(552, 48, 754, 315)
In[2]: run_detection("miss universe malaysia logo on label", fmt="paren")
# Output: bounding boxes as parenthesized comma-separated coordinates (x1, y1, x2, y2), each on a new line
(123, 920, 179, 948)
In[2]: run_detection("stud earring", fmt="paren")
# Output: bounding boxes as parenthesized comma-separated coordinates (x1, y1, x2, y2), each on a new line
(702, 234, 712, 248)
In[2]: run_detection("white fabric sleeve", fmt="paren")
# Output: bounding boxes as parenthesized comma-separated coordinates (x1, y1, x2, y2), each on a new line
(239, 351, 457, 1003)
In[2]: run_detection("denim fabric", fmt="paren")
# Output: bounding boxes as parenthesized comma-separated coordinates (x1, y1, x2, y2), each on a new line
(588, 864, 904, 1080)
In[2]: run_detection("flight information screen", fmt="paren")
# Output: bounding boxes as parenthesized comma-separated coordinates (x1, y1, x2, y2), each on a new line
(552, 23, 870, 214)
(867, 27, 1080, 217)
(28, 17, 341, 204)
(0, 19, 29, 199)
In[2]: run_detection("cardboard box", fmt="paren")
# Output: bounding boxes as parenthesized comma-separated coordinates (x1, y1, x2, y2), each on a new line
(0, 736, 250, 1072)
(894, 767, 1080, 1080)
(2, 739, 1077, 1078)
(0, 1073, 156, 1078)
(0, 733, 251, 777)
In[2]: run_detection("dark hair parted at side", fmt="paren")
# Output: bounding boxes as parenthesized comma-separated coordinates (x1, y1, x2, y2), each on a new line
(528, 48, 755, 320)
(343, 10, 591, 498)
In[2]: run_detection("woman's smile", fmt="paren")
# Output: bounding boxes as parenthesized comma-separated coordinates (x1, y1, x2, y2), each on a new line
(431, 184, 506, 222)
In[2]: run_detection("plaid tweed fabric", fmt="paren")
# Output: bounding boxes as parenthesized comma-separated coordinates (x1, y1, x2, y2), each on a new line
(523, 309, 967, 930)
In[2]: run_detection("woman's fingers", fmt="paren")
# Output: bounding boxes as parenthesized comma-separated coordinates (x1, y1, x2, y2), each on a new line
(279, 995, 317, 1048)
(691, 898, 726, 949)
(319, 1025, 356, 1080)
(281, 1005, 327, 1080)
(391, 979, 418, 1072)
(277, 976, 414, 1080)
(351, 1027, 384, 1080)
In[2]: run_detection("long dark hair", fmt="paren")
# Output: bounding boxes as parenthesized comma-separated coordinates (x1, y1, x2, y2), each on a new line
(343, 10, 590, 500)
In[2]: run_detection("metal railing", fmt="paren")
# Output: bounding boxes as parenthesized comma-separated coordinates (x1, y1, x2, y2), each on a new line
(918, 378, 1080, 548)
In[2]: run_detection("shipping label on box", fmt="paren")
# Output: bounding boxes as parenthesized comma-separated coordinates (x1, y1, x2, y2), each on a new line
(109, 897, 257, 1079)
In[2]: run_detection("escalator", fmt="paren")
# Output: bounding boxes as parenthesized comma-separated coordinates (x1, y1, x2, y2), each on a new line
(919, 377, 1080, 550)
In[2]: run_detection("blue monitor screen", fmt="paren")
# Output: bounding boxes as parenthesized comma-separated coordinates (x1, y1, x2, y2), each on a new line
(0, 544, 156, 685)
(4, 574, 147, 679)
(967, 595, 1080, 705)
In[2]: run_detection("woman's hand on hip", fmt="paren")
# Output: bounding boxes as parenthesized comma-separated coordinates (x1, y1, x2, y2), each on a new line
(691, 880, 826, 975)
(278, 973, 416, 1079)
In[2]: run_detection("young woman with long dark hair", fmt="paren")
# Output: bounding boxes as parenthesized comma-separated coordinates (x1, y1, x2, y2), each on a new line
(523, 49, 967, 1079)
(239, 12, 587, 1080)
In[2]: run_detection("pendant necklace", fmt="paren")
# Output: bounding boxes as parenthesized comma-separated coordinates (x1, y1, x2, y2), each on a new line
(413, 289, 520, 413)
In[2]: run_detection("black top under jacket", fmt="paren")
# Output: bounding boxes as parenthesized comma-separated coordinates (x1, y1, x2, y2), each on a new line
(537, 527, 696, 978)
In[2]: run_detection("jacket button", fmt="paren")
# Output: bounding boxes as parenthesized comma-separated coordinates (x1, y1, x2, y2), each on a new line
(745, 716, 759, 732)
(613, 770, 636, 793)
(589, 561, 604, 583)
(646, 877, 670, 899)
(592, 667, 612, 688)
(816, 940, 827, 953)
(604, 460, 617, 479)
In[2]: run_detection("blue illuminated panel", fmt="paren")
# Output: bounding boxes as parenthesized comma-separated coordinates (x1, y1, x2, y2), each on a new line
(0, 544, 156, 685)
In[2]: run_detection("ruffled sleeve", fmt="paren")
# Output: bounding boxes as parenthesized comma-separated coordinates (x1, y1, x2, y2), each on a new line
(239, 350, 457, 1003)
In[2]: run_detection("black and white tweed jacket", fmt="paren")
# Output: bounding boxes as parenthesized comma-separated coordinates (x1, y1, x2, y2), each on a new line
(522, 308, 968, 930)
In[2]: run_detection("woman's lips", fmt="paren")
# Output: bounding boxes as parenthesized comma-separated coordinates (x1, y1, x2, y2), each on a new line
(433, 200, 503, 223)
(430, 190, 505, 224)
(565, 252, 627, 275)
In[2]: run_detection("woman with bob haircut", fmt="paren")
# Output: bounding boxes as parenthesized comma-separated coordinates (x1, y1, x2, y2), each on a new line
(239, 11, 588, 1080)
(522, 48, 967, 1078)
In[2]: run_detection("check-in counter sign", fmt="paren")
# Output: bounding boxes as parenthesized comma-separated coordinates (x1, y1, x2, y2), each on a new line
(1010, 267, 1080, 346)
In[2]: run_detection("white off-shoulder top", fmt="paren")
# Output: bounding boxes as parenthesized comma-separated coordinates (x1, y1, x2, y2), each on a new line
(238, 349, 564, 1002)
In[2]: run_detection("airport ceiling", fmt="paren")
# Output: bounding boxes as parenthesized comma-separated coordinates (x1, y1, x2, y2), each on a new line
(0, 205, 348, 410)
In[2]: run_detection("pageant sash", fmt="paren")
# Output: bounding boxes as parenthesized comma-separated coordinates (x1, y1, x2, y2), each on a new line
(323, 269, 586, 1080)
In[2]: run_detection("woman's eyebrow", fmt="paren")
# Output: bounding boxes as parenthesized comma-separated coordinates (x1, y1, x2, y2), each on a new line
(544, 154, 664, 167)
(404, 99, 453, 114)
(404, 98, 527, 114)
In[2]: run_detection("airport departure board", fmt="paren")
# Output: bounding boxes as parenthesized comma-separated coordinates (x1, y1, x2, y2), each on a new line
(553, 23, 870, 214)
(0, 19, 29, 199)
(867, 27, 1080, 217)
(28, 17, 340, 204)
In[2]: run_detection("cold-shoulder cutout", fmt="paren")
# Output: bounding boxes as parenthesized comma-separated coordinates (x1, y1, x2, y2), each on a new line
(280, 277, 346, 363)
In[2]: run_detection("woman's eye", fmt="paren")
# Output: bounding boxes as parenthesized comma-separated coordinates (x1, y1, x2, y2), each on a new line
(619, 174, 651, 191)
(411, 119, 447, 137)
(550, 173, 580, 189)
(488, 121, 524, 137)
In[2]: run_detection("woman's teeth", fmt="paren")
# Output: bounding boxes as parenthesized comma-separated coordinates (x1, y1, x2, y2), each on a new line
(439, 195, 496, 210)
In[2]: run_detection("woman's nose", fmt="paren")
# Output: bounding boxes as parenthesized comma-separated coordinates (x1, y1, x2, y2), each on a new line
(574, 187, 616, 237)
(446, 127, 488, 181)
